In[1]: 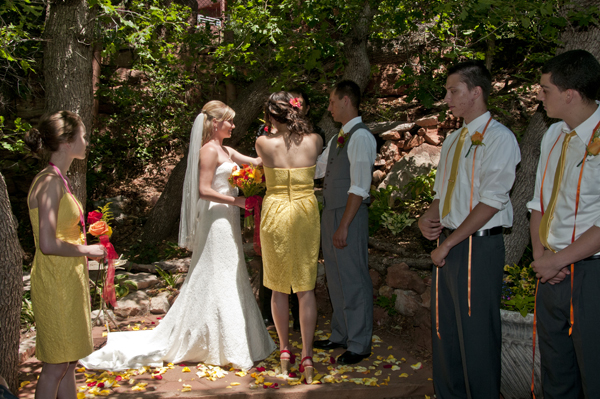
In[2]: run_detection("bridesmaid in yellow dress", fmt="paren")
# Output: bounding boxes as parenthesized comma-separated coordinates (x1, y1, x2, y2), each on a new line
(255, 91, 323, 383)
(24, 111, 106, 399)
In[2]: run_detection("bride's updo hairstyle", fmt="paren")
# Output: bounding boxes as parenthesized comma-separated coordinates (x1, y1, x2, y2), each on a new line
(264, 91, 312, 135)
(200, 100, 236, 145)
(24, 110, 84, 155)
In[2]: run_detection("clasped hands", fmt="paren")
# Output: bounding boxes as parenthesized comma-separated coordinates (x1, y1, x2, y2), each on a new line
(531, 249, 570, 284)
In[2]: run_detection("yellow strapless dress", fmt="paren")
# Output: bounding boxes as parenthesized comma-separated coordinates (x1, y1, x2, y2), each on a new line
(260, 166, 320, 294)
(28, 174, 93, 363)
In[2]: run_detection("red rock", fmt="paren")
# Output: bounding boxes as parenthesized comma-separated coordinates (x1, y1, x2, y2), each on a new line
(415, 115, 439, 127)
(386, 265, 427, 294)
(374, 154, 385, 166)
(424, 130, 441, 146)
(402, 131, 412, 141)
(373, 305, 390, 327)
(394, 289, 422, 317)
(380, 131, 401, 140)
(396, 122, 415, 132)
(372, 170, 385, 184)
(420, 289, 431, 309)
(369, 269, 382, 289)
(391, 262, 409, 271)
(417, 128, 426, 136)
(378, 285, 394, 298)
(404, 135, 425, 151)
(381, 141, 400, 160)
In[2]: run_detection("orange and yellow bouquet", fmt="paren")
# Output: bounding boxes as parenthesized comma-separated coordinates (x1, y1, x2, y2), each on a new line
(229, 164, 266, 255)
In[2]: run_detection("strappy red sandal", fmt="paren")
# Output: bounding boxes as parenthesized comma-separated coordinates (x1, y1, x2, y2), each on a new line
(299, 356, 314, 384)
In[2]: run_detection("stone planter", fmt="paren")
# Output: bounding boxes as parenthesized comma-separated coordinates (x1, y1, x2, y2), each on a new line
(500, 309, 543, 399)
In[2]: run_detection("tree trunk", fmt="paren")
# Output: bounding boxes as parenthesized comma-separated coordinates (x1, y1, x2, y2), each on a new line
(504, 0, 600, 265)
(228, 76, 274, 146)
(504, 109, 548, 265)
(140, 154, 188, 243)
(318, 2, 375, 141)
(0, 172, 23, 393)
(43, 0, 95, 210)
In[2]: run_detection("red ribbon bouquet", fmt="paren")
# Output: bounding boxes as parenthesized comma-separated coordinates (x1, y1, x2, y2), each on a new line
(87, 208, 118, 307)
(228, 164, 266, 255)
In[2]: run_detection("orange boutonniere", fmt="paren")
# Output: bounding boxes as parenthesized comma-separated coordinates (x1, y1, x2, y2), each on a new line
(465, 131, 485, 157)
(578, 136, 600, 167)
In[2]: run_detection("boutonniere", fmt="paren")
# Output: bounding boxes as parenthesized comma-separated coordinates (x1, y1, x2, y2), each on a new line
(465, 131, 485, 157)
(336, 130, 349, 153)
(577, 136, 600, 167)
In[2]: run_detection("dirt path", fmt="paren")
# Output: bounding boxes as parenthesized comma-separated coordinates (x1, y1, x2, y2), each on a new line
(18, 313, 434, 398)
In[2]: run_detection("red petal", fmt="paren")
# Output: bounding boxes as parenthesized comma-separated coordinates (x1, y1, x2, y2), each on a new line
(153, 375, 163, 380)
(97, 382, 105, 388)
(115, 376, 122, 381)
(256, 367, 266, 372)
(329, 356, 336, 364)
(383, 364, 392, 368)
(87, 381, 97, 387)
(288, 372, 297, 378)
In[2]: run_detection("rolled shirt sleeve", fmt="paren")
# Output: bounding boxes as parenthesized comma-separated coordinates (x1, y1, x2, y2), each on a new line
(478, 129, 521, 210)
(347, 129, 377, 199)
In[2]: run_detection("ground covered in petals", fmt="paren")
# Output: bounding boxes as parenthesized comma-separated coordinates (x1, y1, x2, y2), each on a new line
(19, 314, 434, 398)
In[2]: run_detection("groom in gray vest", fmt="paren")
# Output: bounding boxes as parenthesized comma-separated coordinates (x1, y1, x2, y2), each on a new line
(314, 80, 377, 365)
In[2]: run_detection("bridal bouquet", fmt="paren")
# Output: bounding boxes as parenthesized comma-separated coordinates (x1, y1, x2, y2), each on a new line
(87, 203, 119, 308)
(229, 164, 266, 255)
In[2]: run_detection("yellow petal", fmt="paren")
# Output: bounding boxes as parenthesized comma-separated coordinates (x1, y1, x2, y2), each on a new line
(410, 362, 422, 370)
(387, 346, 393, 350)
(182, 367, 191, 372)
(77, 393, 86, 399)
(392, 365, 401, 371)
(76, 367, 85, 373)
(230, 382, 240, 386)
(399, 373, 409, 378)
(19, 381, 31, 389)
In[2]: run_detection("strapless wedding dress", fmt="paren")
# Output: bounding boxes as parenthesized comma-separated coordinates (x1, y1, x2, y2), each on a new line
(80, 162, 275, 371)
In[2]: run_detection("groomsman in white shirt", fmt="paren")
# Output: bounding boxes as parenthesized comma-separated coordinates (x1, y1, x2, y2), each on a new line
(313, 80, 377, 365)
(418, 61, 520, 398)
(527, 49, 600, 398)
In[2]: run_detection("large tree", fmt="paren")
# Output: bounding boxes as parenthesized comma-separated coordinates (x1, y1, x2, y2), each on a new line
(504, 0, 600, 265)
(43, 0, 95, 209)
(0, 172, 23, 393)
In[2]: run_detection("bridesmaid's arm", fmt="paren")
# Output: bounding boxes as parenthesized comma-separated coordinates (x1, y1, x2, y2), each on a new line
(36, 175, 106, 258)
(199, 144, 246, 208)
(226, 146, 261, 166)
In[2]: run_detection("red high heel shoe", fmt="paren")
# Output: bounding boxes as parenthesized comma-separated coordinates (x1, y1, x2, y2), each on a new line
(280, 349, 294, 375)
(299, 356, 314, 384)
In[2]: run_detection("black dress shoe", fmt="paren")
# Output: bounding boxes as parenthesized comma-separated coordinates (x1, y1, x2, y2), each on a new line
(313, 340, 347, 350)
(337, 350, 371, 365)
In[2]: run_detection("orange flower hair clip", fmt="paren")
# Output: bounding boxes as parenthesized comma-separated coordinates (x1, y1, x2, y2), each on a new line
(290, 98, 302, 108)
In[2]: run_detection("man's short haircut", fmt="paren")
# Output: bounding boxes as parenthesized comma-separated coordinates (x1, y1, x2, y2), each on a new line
(542, 50, 600, 104)
(447, 60, 492, 104)
(334, 80, 361, 110)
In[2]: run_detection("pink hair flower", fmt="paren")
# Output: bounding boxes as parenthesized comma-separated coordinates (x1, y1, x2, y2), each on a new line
(290, 98, 301, 108)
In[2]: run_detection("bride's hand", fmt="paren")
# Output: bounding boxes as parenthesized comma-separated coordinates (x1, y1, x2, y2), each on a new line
(234, 196, 246, 209)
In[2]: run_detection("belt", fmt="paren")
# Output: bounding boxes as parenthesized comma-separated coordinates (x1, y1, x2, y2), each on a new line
(442, 226, 503, 237)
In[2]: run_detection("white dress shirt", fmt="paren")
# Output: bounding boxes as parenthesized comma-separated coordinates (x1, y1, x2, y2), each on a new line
(433, 111, 521, 230)
(527, 105, 600, 253)
(315, 116, 377, 199)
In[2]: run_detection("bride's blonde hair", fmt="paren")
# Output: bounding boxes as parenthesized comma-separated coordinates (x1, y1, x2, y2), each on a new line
(201, 100, 236, 145)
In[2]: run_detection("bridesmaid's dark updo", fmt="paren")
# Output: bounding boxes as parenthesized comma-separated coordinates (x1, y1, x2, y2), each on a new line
(24, 111, 84, 154)
(264, 91, 313, 135)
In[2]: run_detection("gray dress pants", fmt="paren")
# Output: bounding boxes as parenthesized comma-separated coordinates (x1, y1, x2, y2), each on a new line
(321, 204, 373, 355)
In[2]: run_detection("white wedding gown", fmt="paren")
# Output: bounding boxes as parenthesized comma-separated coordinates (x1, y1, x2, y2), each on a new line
(80, 162, 276, 371)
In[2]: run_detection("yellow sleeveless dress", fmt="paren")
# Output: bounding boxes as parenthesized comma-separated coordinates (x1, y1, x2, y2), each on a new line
(28, 174, 93, 364)
(260, 166, 320, 294)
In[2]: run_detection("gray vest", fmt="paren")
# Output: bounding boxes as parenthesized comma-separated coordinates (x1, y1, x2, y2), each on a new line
(322, 122, 372, 210)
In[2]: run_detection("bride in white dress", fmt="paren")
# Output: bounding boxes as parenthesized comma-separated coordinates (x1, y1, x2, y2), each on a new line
(80, 100, 276, 371)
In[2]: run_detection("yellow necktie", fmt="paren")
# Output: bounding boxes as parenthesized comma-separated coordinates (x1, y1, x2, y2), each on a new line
(539, 131, 577, 251)
(442, 127, 469, 218)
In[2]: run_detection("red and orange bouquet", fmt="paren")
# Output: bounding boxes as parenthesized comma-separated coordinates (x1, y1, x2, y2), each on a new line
(87, 203, 119, 308)
(229, 164, 266, 255)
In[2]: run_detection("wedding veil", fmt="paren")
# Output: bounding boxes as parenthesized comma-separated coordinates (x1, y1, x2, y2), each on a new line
(178, 112, 205, 251)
